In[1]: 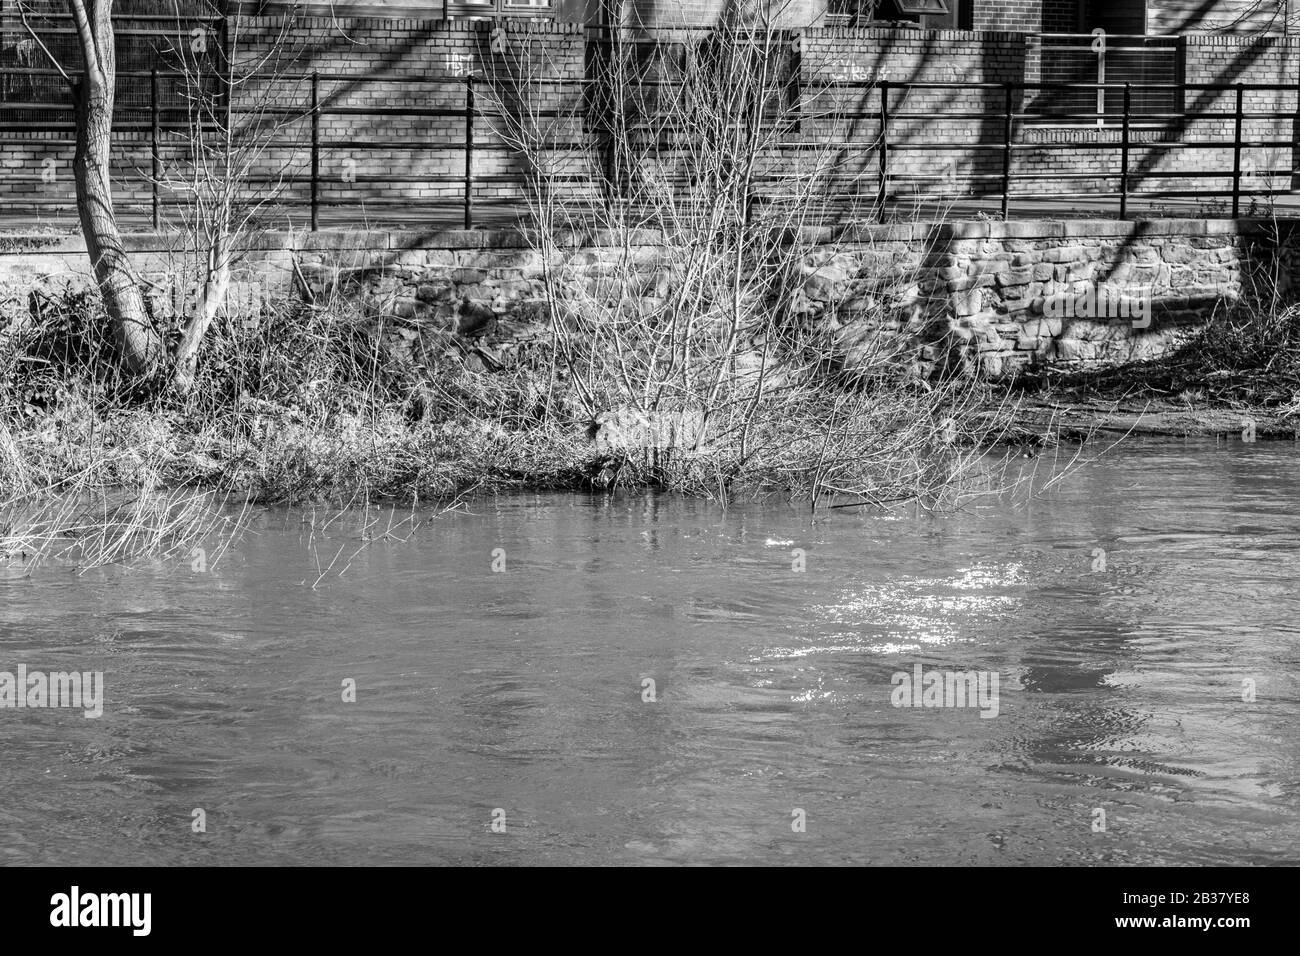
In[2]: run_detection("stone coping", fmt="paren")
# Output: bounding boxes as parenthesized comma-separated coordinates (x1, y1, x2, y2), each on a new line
(0, 218, 1287, 256)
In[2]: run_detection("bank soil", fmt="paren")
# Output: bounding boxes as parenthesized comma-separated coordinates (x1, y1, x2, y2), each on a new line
(997, 364, 1300, 442)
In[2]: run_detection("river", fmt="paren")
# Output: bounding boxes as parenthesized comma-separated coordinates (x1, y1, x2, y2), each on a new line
(2, 439, 1297, 865)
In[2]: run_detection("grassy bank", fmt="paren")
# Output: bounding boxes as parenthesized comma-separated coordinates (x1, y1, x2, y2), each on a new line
(0, 284, 1016, 521)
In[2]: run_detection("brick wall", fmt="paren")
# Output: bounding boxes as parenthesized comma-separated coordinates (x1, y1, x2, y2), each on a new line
(0, 7, 219, 218)
(787, 25, 1299, 212)
(797, 27, 1028, 204)
(232, 16, 586, 212)
(3, 14, 1298, 223)
(974, 0, 1292, 36)
(1147, 0, 1285, 35)
(973, 0, 1042, 33)
(1013, 33, 1300, 204)
(0, 14, 587, 220)
(1039, 0, 1077, 32)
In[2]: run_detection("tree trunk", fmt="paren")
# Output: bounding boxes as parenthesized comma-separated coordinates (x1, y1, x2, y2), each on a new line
(172, 238, 229, 394)
(72, 76, 162, 376)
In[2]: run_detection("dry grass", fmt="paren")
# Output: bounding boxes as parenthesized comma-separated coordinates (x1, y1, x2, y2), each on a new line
(0, 471, 250, 571)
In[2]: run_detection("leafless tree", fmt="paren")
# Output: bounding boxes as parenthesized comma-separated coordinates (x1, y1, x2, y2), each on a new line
(16, 0, 161, 374)
(157, 10, 304, 392)
(14, 1, 305, 389)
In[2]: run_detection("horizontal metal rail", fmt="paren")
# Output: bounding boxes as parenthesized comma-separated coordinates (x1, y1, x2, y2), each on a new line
(3, 69, 1299, 226)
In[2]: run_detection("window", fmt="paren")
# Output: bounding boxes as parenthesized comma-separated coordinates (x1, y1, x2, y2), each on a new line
(895, 0, 950, 13)
(826, 0, 926, 25)
(1089, 0, 1147, 36)
(1034, 3, 1179, 126)
(445, 0, 555, 13)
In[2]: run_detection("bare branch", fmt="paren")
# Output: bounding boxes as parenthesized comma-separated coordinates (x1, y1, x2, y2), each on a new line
(63, 0, 103, 84)
(14, 1, 73, 84)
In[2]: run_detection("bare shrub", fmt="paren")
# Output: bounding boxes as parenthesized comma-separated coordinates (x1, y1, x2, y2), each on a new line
(478, 11, 1006, 505)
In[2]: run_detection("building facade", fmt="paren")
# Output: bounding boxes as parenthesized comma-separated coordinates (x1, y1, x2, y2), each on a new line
(240, 0, 1295, 32)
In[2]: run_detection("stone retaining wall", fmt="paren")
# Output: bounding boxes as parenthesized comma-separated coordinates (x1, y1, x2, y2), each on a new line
(1, 218, 1292, 379)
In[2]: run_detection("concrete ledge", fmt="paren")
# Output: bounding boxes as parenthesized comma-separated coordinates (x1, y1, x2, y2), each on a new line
(237, 13, 584, 34)
(0, 218, 1289, 259)
(803, 27, 1026, 44)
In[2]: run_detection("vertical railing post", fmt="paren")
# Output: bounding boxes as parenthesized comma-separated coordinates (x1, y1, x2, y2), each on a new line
(876, 81, 890, 221)
(310, 71, 320, 232)
(1231, 83, 1245, 218)
(1119, 82, 1131, 220)
(150, 68, 160, 231)
(464, 74, 475, 230)
(1000, 82, 1013, 220)
(1096, 42, 1106, 127)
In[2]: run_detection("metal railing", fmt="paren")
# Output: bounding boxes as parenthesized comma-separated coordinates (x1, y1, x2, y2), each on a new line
(0, 67, 1297, 228)
(873, 78, 1297, 220)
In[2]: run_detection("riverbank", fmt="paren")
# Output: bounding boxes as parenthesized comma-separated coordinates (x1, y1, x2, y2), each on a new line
(993, 298, 1300, 442)
(4, 290, 1297, 513)
(3, 297, 1294, 569)
(989, 398, 1294, 442)
(0, 287, 995, 519)
(4, 216, 1299, 552)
